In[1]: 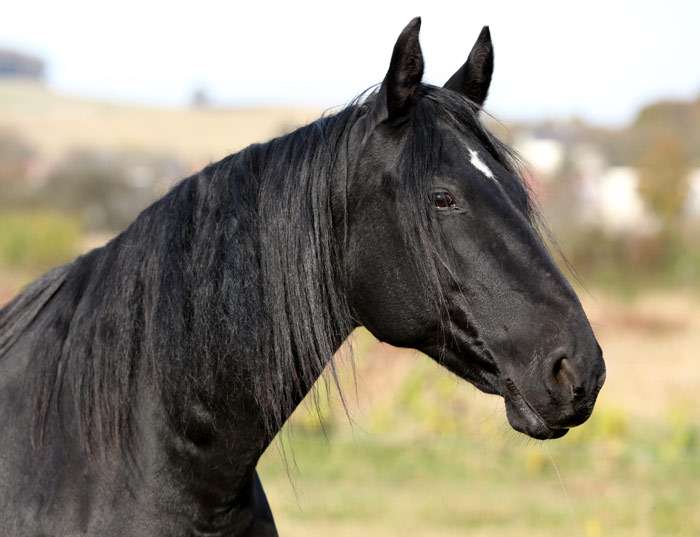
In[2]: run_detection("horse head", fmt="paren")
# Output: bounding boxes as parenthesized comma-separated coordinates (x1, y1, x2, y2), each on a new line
(345, 18, 605, 440)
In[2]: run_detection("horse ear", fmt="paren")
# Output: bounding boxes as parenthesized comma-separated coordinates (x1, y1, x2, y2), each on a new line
(381, 17, 424, 120)
(444, 26, 493, 107)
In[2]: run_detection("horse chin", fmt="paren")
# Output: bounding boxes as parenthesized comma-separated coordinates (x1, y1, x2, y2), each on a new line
(503, 382, 569, 440)
(424, 347, 568, 440)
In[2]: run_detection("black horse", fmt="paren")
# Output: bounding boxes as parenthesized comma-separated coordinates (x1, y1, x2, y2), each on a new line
(0, 18, 605, 536)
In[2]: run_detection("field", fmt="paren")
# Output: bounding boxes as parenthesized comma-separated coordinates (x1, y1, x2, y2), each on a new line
(1, 83, 698, 536)
(252, 292, 700, 537)
(0, 81, 320, 165)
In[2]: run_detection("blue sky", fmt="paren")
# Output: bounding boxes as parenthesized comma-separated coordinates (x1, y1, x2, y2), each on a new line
(3, 0, 699, 125)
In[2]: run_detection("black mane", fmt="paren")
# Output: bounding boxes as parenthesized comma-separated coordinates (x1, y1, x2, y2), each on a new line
(0, 85, 531, 457)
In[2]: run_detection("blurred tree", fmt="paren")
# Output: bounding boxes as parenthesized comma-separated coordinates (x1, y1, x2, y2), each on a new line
(39, 149, 186, 232)
(190, 87, 212, 109)
(637, 131, 691, 230)
(542, 148, 582, 233)
(0, 128, 35, 207)
(631, 99, 700, 166)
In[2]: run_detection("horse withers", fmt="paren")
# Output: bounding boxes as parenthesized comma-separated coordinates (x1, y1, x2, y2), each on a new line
(0, 18, 605, 537)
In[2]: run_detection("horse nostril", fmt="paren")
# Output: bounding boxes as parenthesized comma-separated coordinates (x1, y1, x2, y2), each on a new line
(547, 351, 582, 399)
(554, 357, 571, 386)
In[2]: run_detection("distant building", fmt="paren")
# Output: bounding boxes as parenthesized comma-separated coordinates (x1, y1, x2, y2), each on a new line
(581, 166, 657, 235)
(685, 168, 700, 219)
(514, 136, 564, 179)
(0, 49, 45, 81)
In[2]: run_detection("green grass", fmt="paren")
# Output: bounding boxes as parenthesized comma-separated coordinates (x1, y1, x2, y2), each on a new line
(256, 344, 700, 537)
(0, 210, 80, 271)
(259, 411, 700, 537)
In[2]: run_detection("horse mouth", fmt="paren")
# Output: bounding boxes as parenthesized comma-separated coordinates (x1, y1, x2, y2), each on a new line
(503, 379, 569, 440)
(424, 346, 569, 440)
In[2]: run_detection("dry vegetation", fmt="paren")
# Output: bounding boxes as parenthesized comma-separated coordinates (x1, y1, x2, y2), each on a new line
(0, 81, 321, 165)
(581, 291, 700, 420)
(256, 292, 700, 537)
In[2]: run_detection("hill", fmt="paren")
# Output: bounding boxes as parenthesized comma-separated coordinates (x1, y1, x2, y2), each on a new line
(0, 81, 322, 165)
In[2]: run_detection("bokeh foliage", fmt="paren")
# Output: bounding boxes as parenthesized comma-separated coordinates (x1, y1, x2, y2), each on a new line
(0, 211, 79, 270)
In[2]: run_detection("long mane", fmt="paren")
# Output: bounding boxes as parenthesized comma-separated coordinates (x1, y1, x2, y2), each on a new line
(0, 84, 533, 457)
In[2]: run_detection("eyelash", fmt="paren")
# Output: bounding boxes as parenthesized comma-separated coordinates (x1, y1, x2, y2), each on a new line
(432, 190, 458, 210)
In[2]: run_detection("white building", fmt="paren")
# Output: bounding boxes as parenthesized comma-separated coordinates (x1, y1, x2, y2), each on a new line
(685, 168, 700, 219)
(514, 136, 564, 180)
(581, 166, 657, 235)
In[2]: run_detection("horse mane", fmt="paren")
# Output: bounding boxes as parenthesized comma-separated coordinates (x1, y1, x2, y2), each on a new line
(0, 265, 69, 359)
(0, 84, 533, 458)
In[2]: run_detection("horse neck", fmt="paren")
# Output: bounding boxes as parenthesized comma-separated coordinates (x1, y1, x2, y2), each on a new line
(145, 161, 355, 503)
(149, 140, 355, 468)
(16, 124, 355, 510)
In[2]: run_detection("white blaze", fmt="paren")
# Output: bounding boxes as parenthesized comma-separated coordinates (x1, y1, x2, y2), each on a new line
(468, 148, 495, 180)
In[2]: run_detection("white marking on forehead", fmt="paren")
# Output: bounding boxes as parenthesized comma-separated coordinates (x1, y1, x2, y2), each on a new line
(468, 147, 495, 180)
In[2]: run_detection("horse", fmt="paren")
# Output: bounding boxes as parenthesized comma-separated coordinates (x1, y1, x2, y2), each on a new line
(0, 18, 605, 536)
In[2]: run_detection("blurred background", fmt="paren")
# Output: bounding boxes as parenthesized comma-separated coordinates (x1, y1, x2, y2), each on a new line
(2, 1, 699, 535)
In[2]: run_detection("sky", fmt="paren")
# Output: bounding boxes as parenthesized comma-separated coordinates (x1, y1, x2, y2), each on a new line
(3, 0, 699, 126)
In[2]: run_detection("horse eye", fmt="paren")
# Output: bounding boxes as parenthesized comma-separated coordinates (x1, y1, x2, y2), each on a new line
(432, 191, 457, 210)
